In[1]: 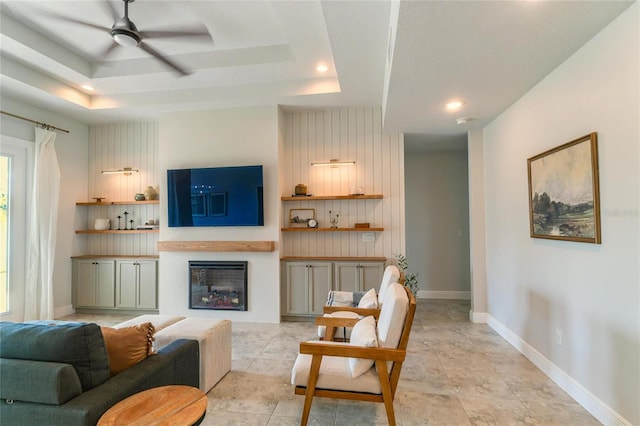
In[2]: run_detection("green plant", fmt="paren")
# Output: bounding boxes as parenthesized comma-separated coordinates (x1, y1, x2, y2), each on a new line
(394, 253, 419, 297)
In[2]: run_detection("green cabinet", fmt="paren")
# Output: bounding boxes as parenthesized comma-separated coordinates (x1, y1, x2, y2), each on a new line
(283, 262, 332, 316)
(73, 257, 158, 313)
(74, 259, 115, 308)
(115, 260, 157, 310)
(334, 262, 384, 293)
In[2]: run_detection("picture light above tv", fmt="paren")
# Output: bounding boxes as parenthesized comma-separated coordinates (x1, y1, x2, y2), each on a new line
(167, 165, 264, 227)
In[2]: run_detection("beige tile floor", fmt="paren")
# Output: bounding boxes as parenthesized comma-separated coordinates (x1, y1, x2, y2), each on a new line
(60, 300, 600, 425)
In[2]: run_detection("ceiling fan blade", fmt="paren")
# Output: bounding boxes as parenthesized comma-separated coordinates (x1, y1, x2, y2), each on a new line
(101, 0, 121, 22)
(139, 27, 213, 43)
(138, 42, 190, 76)
(96, 41, 120, 60)
(46, 11, 110, 33)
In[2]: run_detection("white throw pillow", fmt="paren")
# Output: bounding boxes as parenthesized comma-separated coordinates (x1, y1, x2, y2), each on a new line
(348, 316, 378, 377)
(357, 288, 378, 309)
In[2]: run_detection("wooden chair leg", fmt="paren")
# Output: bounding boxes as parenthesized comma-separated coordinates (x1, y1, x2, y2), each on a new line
(375, 360, 396, 426)
(301, 355, 322, 426)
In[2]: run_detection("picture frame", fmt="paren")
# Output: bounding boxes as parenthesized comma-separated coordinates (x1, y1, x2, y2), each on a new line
(527, 132, 601, 244)
(289, 208, 315, 227)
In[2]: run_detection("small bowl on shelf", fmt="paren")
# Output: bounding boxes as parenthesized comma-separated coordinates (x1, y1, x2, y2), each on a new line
(92, 197, 106, 203)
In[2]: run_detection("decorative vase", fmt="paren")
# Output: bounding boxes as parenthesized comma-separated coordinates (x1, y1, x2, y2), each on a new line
(94, 218, 110, 230)
(134, 193, 145, 201)
(144, 186, 158, 200)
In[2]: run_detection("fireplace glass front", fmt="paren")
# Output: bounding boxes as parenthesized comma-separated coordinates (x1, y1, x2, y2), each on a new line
(189, 261, 248, 311)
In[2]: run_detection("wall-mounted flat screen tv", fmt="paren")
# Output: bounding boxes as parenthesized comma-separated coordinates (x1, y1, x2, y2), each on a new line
(167, 165, 264, 227)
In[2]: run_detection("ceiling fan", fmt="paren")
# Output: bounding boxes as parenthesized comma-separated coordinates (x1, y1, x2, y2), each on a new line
(51, 0, 213, 76)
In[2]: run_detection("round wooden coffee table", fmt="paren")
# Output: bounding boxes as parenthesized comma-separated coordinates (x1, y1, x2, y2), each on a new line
(98, 385, 207, 426)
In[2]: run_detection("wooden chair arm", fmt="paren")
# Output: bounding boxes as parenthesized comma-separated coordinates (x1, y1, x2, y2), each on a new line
(315, 316, 360, 328)
(323, 306, 381, 318)
(299, 341, 406, 362)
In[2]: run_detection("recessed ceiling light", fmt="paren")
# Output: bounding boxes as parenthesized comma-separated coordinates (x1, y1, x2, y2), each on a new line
(81, 85, 95, 91)
(445, 101, 464, 111)
(316, 63, 328, 73)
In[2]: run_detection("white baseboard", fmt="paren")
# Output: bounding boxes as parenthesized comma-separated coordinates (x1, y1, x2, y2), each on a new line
(487, 315, 632, 426)
(54, 305, 75, 319)
(469, 310, 488, 323)
(418, 290, 470, 300)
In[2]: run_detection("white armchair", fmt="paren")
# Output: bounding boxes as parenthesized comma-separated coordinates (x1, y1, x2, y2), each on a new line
(318, 265, 401, 341)
(292, 282, 416, 426)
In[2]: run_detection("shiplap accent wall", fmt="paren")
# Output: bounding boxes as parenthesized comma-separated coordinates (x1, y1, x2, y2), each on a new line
(85, 122, 159, 256)
(281, 107, 405, 259)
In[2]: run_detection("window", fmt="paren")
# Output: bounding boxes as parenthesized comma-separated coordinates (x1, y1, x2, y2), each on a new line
(0, 138, 30, 320)
(0, 156, 8, 313)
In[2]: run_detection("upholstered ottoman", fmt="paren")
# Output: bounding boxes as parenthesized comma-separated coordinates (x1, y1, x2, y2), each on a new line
(155, 318, 231, 393)
(114, 315, 185, 333)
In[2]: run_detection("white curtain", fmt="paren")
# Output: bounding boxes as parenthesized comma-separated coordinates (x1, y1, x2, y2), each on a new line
(24, 128, 61, 321)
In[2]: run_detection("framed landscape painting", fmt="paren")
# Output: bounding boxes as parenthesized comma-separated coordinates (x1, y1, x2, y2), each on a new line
(527, 132, 601, 244)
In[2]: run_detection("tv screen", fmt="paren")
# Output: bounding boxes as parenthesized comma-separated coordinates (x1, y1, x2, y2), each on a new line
(167, 165, 264, 227)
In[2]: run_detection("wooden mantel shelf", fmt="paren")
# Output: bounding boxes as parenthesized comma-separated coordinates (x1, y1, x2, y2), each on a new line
(157, 241, 275, 252)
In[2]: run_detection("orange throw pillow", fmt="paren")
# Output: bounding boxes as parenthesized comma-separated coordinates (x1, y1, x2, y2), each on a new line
(101, 322, 156, 375)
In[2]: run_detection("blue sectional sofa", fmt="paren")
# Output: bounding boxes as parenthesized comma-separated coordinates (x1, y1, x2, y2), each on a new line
(0, 321, 199, 426)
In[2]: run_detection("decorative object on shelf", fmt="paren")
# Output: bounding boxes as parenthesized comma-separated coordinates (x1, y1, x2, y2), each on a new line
(289, 208, 315, 228)
(395, 253, 419, 297)
(527, 132, 601, 244)
(134, 193, 145, 201)
(307, 218, 318, 228)
(129, 219, 135, 230)
(144, 186, 158, 200)
(92, 197, 106, 203)
(329, 210, 339, 228)
(94, 218, 110, 231)
(354, 223, 370, 228)
(116, 215, 122, 230)
(350, 186, 364, 195)
(101, 167, 139, 175)
(294, 184, 307, 196)
(310, 159, 356, 167)
(123, 211, 129, 230)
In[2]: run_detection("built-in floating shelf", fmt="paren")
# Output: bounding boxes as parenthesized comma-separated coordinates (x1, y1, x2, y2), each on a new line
(76, 200, 159, 206)
(280, 194, 383, 201)
(281, 227, 383, 232)
(157, 241, 276, 252)
(76, 230, 159, 234)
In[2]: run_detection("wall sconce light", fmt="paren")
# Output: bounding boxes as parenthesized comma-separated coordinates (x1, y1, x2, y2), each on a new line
(310, 159, 356, 167)
(101, 167, 139, 176)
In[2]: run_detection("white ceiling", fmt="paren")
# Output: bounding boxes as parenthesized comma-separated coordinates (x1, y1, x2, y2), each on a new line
(0, 0, 633, 142)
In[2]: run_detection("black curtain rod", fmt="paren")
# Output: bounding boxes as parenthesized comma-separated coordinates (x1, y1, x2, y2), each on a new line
(0, 110, 70, 134)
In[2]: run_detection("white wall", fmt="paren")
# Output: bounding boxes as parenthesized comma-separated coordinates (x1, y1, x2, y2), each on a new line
(467, 129, 488, 320)
(0, 96, 89, 318)
(158, 106, 280, 323)
(405, 149, 470, 298)
(483, 4, 639, 425)
(281, 108, 405, 259)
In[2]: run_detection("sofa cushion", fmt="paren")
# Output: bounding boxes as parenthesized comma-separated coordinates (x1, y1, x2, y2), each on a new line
(0, 358, 82, 405)
(0, 321, 110, 391)
(100, 322, 156, 375)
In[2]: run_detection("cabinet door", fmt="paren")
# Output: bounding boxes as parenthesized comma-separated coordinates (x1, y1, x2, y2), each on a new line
(360, 262, 385, 293)
(333, 262, 359, 292)
(75, 260, 96, 307)
(137, 260, 157, 309)
(116, 261, 137, 308)
(284, 263, 309, 315)
(94, 260, 115, 307)
(309, 262, 332, 315)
